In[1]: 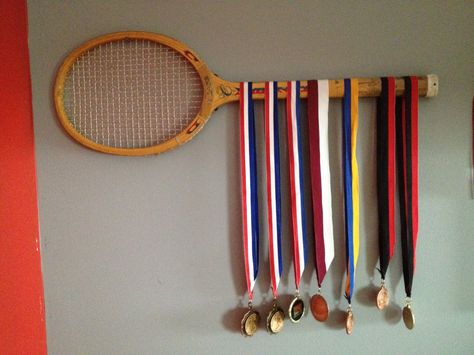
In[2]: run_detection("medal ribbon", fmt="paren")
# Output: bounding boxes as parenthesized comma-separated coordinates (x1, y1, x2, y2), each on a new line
(377, 77, 396, 280)
(342, 79, 360, 304)
(307, 80, 335, 288)
(286, 81, 308, 291)
(239, 82, 259, 301)
(265, 82, 283, 297)
(396, 76, 419, 298)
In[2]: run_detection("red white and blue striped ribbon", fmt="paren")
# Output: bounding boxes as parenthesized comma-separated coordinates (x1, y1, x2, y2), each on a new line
(307, 80, 335, 288)
(286, 81, 308, 291)
(240, 82, 259, 301)
(265, 82, 283, 297)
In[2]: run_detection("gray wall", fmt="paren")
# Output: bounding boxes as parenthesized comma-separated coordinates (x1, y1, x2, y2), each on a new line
(28, 1, 474, 354)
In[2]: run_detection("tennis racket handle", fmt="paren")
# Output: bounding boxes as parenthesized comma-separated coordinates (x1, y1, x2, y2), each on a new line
(211, 74, 438, 109)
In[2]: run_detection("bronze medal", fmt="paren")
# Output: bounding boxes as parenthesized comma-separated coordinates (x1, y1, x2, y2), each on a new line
(376, 285, 390, 310)
(266, 303, 285, 334)
(288, 296, 305, 323)
(310, 294, 329, 322)
(402, 304, 415, 330)
(241, 308, 260, 337)
(345, 309, 354, 335)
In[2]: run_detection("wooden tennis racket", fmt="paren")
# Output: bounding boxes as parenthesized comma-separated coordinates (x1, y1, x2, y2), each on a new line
(54, 31, 438, 156)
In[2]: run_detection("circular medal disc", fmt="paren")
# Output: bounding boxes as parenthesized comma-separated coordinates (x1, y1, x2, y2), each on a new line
(376, 286, 390, 310)
(241, 309, 260, 337)
(345, 310, 354, 335)
(288, 297, 305, 323)
(266, 307, 285, 334)
(402, 305, 415, 330)
(310, 294, 329, 322)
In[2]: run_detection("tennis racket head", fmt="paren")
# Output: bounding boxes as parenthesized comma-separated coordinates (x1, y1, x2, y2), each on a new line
(54, 32, 215, 155)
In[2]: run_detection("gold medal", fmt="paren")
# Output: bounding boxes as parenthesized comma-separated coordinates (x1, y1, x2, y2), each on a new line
(402, 304, 415, 330)
(310, 293, 329, 322)
(345, 307, 354, 335)
(376, 285, 390, 310)
(288, 296, 305, 323)
(241, 306, 260, 337)
(266, 301, 285, 334)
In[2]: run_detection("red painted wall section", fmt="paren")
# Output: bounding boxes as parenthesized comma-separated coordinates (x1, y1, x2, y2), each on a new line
(0, 0, 47, 353)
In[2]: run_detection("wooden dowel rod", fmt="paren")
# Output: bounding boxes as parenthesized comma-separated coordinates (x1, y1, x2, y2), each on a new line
(213, 75, 438, 108)
(252, 75, 438, 99)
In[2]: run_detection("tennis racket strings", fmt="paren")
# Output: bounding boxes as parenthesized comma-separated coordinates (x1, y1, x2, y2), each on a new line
(62, 38, 203, 149)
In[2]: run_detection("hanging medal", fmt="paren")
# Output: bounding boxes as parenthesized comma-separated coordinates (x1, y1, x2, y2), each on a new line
(307, 80, 334, 323)
(286, 81, 308, 323)
(376, 77, 396, 310)
(239, 82, 261, 337)
(396, 76, 419, 330)
(342, 78, 360, 335)
(264, 82, 285, 334)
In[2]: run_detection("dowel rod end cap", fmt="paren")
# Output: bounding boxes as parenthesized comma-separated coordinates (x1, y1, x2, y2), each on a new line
(426, 74, 439, 97)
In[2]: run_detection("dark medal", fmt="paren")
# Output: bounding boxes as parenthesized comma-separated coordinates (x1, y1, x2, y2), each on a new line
(288, 295, 305, 323)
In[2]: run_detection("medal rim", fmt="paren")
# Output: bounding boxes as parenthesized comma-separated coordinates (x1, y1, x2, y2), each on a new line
(266, 306, 285, 334)
(376, 285, 390, 310)
(310, 293, 329, 322)
(402, 305, 415, 330)
(288, 296, 305, 323)
(241, 309, 260, 337)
